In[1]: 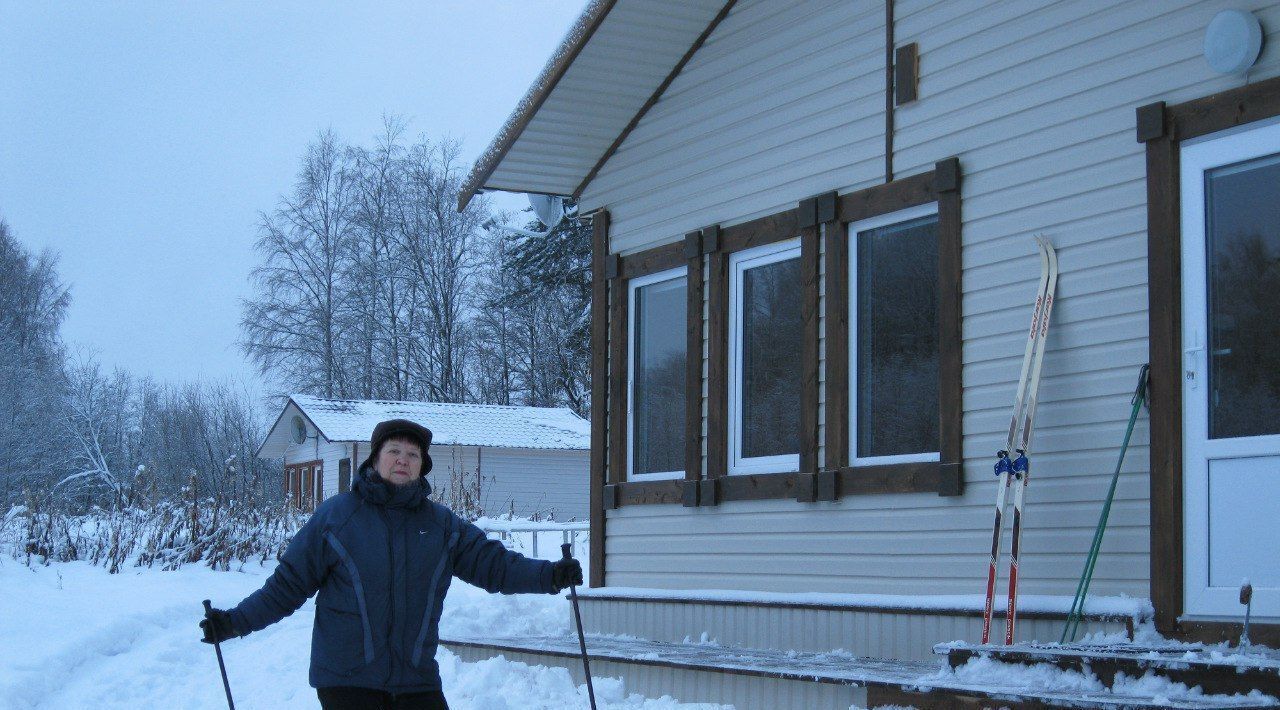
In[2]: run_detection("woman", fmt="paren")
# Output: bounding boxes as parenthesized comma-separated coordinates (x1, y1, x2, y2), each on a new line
(200, 418, 583, 710)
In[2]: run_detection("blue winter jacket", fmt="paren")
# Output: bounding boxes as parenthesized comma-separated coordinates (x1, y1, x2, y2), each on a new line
(228, 464, 556, 692)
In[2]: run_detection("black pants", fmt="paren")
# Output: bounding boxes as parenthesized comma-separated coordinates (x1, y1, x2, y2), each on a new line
(317, 686, 449, 710)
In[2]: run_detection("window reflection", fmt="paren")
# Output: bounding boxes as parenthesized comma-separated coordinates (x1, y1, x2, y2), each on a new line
(632, 276, 686, 474)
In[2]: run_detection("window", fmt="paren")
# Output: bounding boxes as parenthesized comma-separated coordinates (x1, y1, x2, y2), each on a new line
(849, 204, 940, 465)
(628, 268, 687, 479)
(729, 239, 802, 474)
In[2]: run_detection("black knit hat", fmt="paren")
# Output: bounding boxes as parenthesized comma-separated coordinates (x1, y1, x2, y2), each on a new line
(362, 418, 434, 475)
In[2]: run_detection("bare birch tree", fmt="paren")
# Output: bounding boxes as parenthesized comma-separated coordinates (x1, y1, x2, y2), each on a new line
(241, 130, 359, 398)
(348, 117, 408, 399)
(393, 138, 490, 402)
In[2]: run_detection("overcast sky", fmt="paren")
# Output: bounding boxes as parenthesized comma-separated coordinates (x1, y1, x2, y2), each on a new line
(0, 1, 584, 398)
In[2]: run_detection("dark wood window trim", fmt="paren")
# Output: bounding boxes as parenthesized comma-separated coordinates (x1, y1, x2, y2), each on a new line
(823, 160, 964, 498)
(589, 210, 610, 587)
(605, 162, 963, 507)
(684, 231, 705, 505)
(606, 168, 958, 505)
(601, 237, 697, 507)
(1140, 74, 1280, 645)
(710, 205, 817, 499)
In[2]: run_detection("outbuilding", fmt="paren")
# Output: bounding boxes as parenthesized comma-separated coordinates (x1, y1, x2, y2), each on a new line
(256, 395, 591, 521)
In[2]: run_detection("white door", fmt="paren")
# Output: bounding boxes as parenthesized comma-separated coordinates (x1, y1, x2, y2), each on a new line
(1181, 120, 1280, 618)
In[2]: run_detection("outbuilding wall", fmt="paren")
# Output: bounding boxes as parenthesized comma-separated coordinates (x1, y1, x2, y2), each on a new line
(352, 443, 589, 522)
(581, 0, 1280, 597)
(481, 447, 591, 522)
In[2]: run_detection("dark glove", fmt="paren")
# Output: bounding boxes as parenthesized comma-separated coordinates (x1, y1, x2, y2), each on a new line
(551, 556, 584, 591)
(200, 607, 239, 644)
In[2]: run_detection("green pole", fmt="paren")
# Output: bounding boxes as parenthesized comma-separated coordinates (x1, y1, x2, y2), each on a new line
(1062, 364, 1149, 643)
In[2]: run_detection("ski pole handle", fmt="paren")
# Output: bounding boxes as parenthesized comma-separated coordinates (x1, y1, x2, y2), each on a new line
(561, 542, 573, 561)
(203, 599, 236, 710)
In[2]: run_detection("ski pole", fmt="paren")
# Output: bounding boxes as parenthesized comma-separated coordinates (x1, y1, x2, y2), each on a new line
(202, 600, 236, 710)
(561, 543, 597, 710)
(1061, 364, 1148, 643)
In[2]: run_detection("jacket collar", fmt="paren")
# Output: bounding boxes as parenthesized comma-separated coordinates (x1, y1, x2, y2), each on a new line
(354, 463, 430, 509)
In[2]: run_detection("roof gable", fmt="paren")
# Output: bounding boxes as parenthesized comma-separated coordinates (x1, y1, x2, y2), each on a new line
(460, 0, 732, 209)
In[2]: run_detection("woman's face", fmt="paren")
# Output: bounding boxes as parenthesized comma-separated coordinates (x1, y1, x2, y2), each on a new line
(376, 437, 423, 486)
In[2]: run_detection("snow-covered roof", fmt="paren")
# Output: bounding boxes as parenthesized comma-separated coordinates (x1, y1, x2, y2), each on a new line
(458, 0, 729, 210)
(258, 395, 590, 459)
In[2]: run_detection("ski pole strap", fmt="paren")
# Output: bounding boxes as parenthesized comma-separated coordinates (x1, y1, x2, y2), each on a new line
(1133, 363, 1150, 408)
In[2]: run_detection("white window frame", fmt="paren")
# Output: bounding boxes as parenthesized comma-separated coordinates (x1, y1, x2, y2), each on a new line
(848, 202, 942, 467)
(729, 238, 802, 475)
(627, 266, 687, 481)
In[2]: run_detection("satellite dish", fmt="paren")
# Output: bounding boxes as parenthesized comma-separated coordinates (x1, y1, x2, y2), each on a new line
(528, 194, 565, 230)
(290, 415, 307, 445)
(483, 193, 569, 240)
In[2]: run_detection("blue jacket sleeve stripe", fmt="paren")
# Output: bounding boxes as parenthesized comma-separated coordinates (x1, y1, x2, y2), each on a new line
(324, 531, 375, 664)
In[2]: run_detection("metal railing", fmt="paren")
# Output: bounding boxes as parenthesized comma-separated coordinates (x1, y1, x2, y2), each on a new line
(478, 520, 589, 560)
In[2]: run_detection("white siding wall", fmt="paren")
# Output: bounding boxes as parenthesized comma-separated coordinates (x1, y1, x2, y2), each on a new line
(582, 0, 887, 254)
(584, 0, 1280, 597)
(385, 444, 590, 522)
(480, 448, 590, 522)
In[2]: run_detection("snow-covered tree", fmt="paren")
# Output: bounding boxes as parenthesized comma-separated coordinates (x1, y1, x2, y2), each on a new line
(489, 201, 592, 416)
(0, 219, 71, 502)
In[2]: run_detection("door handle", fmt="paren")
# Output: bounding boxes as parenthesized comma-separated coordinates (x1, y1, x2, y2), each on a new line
(1184, 334, 1204, 390)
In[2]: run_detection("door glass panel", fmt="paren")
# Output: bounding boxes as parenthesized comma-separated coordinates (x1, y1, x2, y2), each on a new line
(632, 277, 686, 474)
(741, 256, 801, 458)
(1205, 153, 1280, 439)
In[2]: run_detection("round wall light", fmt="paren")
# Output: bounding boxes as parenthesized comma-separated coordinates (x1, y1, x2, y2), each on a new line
(1204, 9, 1264, 75)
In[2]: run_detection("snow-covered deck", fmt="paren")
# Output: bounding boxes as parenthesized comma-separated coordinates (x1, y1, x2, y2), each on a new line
(942, 641, 1280, 697)
(442, 633, 1278, 709)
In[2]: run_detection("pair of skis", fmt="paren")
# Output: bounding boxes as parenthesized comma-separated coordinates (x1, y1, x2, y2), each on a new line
(982, 237, 1058, 645)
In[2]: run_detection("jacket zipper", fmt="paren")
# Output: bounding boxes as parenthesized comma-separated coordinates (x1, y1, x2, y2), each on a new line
(380, 508, 396, 687)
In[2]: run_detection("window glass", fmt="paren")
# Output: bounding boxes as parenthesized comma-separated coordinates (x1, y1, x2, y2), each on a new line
(632, 276, 686, 475)
(1205, 153, 1280, 439)
(855, 214, 939, 458)
(740, 255, 801, 460)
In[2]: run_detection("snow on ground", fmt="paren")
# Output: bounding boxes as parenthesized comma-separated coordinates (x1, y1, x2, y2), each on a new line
(0, 558, 727, 709)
